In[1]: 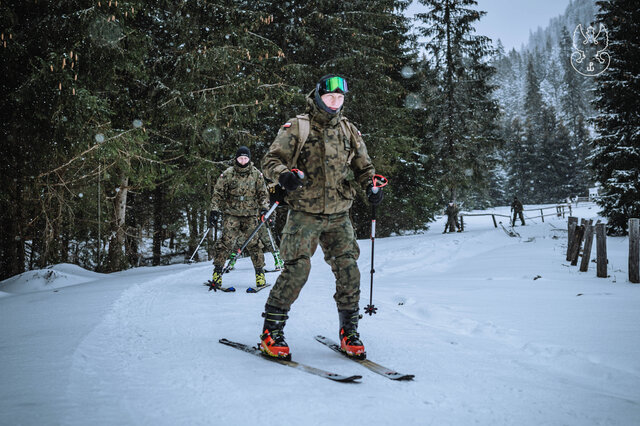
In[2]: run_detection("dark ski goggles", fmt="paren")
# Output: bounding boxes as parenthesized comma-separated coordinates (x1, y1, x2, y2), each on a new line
(320, 76, 348, 94)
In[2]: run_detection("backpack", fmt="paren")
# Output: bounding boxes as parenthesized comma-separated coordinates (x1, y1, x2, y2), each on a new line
(288, 114, 361, 169)
(269, 114, 362, 206)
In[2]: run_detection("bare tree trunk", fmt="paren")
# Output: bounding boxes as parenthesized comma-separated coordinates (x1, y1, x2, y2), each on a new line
(107, 173, 129, 272)
(61, 210, 71, 264)
(152, 184, 164, 266)
(187, 207, 199, 262)
(0, 198, 20, 279)
(39, 191, 54, 269)
(125, 191, 140, 267)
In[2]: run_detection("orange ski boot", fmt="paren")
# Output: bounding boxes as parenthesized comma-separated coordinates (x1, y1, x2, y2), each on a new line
(339, 309, 366, 360)
(259, 305, 290, 360)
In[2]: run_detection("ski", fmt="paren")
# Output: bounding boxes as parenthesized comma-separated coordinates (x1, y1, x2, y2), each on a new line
(314, 335, 414, 381)
(219, 338, 362, 383)
(499, 222, 520, 238)
(264, 268, 283, 273)
(204, 280, 236, 292)
(246, 283, 272, 293)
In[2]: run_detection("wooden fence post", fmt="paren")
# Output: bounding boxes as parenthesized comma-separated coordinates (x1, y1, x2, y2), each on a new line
(630, 218, 639, 283)
(567, 217, 578, 261)
(491, 214, 497, 228)
(579, 220, 595, 272)
(570, 224, 585, 266)
(459, 215, 464, 232)
(596, 223, 607, 278)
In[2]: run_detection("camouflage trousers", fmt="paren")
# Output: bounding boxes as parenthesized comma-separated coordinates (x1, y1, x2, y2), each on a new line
(266, 210, 361, 312)
(214, 214, 265, 270)
(445, 215, 459, 232)
(512, 211, 525, 226)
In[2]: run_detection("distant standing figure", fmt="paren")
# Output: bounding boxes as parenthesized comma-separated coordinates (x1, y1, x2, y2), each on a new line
(510, 196, 525, 226)
(444, 202, 461, 233)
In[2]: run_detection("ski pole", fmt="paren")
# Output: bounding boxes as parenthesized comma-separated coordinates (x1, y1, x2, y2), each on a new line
(364, 174, 388, 316)
(264, 221, 278, 252)
(187, 227, 211, 263)
(221, 201, 279, 274)
(265, 223, 284, 270)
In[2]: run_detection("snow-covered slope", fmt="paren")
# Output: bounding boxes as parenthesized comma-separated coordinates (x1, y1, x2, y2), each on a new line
(1, 202, 638, 425)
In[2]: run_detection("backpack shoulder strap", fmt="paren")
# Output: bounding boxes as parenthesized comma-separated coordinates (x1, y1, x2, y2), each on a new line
(288, 114, 310, 169)
(339, 117, 361, 163)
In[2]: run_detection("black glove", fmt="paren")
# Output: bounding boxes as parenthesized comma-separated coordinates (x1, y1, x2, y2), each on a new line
(279, 171, 303, 191)
(208, 210, 220, 227)
(366, 184, 384, 206)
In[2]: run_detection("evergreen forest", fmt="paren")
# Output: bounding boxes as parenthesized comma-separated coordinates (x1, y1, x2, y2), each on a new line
(1, 0, 638, 279)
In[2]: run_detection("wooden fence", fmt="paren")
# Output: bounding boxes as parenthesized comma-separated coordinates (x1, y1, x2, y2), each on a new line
(564, 216, 640, 283)
(460, 204, 572, 231)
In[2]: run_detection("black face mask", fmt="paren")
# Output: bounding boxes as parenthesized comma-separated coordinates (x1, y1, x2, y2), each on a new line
(314, 90, 341, 115)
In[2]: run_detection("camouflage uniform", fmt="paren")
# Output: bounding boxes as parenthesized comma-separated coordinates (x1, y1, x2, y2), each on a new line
(258, 221, 274, 254)
(511, 197, 525, 226)
(444, 203, 460, 233)
(210, 161, 270, 270)
(262, 93, 375, 311)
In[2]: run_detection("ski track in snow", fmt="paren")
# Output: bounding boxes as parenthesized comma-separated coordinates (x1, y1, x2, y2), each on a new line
(65, 265, 230, 425)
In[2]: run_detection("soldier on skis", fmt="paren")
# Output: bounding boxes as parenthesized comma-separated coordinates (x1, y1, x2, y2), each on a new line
(257, 74, 382, 361)
(208, 146, 270, 289)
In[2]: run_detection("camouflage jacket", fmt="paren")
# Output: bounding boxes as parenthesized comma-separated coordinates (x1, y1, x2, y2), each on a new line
(511, 199, 523, 212)
(262, 93, 375, 214)
(446, 204, 459, 217)
(210, 162, 269, 217)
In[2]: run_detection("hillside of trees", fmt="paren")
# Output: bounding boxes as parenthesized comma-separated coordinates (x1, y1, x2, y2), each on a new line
(490, 0, 598, 206)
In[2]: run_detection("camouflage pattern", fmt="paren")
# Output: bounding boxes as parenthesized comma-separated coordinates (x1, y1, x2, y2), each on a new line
(258, 224, 273, 253)
(210, 161, 269, 270)
(262, 92, 378, 312)
(265, 210, 361, 311)
(445, 204, 460, 232)
(210, 162, 269, 216)
(511, 198, 524, 213)
(213, 214, 265, 270)
(262, 93, 375, 214)
(511, 198, 525, 226)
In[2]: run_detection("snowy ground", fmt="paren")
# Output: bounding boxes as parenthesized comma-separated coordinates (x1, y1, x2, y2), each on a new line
(1, 202, 639, 426)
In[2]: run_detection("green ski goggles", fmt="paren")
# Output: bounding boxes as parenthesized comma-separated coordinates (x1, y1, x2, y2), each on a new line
(320, 76, 348, 94)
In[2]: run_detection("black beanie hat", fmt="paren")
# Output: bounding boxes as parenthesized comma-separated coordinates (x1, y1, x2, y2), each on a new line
(235, 146, 251, 159)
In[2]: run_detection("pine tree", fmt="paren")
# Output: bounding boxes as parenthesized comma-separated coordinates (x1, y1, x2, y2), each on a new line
(0, 1, 151, 275)
(0, 0, 446, 277)
(416, 0, 501, 206)
(130, 1, 290, 265)
(592, 0, 640, 235)
(504, 118, 527, 201)
(246, 0, 438, 236)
